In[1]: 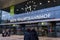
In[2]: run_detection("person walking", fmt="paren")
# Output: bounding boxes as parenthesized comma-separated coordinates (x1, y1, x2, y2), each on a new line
(6, 29, 11, 36)
(24, 29, 31, 40)
(2, 29, 6, 37)
(31, 29, 39, 40)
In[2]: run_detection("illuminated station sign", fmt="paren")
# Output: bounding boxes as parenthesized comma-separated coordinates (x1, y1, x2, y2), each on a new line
(10, 6, 60, 22)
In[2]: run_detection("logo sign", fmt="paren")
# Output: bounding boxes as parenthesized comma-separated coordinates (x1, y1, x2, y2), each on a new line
(10, 13, 51, 22)
(22, 13, 51, 20)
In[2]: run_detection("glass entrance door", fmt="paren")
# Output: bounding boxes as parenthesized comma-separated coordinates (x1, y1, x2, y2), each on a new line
(38, 26, 48, 36)
(42, 26, 48, 36)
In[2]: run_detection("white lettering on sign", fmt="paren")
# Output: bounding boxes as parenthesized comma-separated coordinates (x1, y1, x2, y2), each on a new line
(22, 13, 51, 20)
(10, 13, 51, 22)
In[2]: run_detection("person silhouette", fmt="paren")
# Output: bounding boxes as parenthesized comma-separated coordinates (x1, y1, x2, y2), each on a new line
(24, 28, 31, 40)
(31, 29, 39, 40)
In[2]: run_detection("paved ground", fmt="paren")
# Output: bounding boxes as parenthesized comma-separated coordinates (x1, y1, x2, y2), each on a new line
(0, 34, 60, 40)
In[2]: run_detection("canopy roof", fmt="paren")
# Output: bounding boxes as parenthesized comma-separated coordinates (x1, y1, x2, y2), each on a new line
(0, 0, 27, 9)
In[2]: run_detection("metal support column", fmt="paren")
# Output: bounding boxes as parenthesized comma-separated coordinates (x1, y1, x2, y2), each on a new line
(0, 10, 2, 24)
(0, 1, 2, 24)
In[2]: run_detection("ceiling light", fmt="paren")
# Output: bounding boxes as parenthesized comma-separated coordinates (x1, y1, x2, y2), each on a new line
(21, 8, 24, 10)
(16, 9, 19, 11)
(40, 3, 42, 5)
(33, 2, 36, 4)
(48, 0, 50, 3)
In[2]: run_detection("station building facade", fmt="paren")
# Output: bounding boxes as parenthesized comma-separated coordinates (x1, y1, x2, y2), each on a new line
(1, 6, 60, 37)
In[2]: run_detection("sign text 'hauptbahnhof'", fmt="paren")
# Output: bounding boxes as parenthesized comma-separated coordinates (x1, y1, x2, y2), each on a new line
(10, 6, 60, 22)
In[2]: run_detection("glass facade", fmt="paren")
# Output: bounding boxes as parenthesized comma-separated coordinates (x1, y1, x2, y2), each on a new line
(56, 22, 60, 37)
(1, 5, 60, 37)
(0, 10, 2, 24)
(0, 22, 56, 37)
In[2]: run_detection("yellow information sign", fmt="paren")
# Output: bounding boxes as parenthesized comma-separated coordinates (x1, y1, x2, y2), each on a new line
(10, 5, 14, 15)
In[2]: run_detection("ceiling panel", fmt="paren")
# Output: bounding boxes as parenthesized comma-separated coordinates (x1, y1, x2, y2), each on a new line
(0, 0, 27, 9)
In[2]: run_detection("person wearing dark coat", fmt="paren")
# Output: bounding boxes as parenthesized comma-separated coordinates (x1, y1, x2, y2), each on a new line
(31, 29, 39, 40)
(24, 29, 31, 40)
